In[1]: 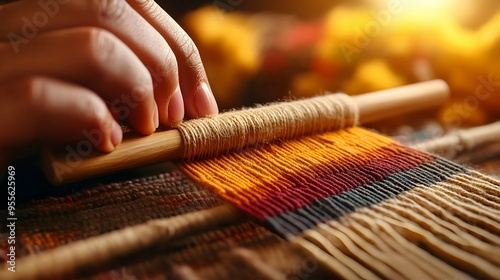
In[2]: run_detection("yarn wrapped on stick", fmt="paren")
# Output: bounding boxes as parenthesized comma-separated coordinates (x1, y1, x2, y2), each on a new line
(178, 93, 358, 159)
(42, 80, 449, 184)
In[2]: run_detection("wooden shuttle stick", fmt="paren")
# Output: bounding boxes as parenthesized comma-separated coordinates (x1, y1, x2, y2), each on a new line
(42, 80, 450, 185)
(412, 121, 500, 158)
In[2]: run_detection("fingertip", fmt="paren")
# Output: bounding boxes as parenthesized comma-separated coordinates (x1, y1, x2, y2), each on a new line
(167, 86, 184, 126)
(128, 99, 157, 135)
(100, 121, 122, 153)
(194, 82, 218, 118)
(111, 121, 123, 147)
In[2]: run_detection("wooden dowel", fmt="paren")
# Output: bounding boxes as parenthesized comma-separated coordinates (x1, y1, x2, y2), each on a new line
(355, 79, 449, 123)
(412, 121, 500, 158)
(458, 121, 500, 149)
(42, 129, 184, 185)
(42, 80, 449, 185)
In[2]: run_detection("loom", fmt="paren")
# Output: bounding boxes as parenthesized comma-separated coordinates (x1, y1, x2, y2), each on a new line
(44, 80, 450, 184)
(2, 80, 500, 279)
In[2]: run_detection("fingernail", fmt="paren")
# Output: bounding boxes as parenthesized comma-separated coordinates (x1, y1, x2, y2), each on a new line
(195, 82, 218, 117)
(153, 104, 159, 129)
(168, 86, 185, 126)
(111, 121, 122, 147)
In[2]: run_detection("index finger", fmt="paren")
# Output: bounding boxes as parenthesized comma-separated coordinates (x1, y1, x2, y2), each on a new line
(127, 0, 219, 119)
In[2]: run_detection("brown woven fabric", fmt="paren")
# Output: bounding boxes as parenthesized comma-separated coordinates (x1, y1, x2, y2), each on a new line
(6, 171, 222, 255)
(1, 168, 322, 279)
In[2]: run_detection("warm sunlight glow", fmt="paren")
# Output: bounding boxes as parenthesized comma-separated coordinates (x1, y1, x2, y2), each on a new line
(370, 0, 454, 17)
(401, 0, 452, 15)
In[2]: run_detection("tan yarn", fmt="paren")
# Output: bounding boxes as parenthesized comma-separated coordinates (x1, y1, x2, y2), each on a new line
(178, 93, 358, 159)
(286, 174, 500, 279)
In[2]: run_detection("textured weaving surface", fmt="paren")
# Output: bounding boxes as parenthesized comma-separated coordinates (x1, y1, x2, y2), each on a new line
(180, 126, 500, 278)
(1, 170, 319, 279)
(3, 171, 222, 256)
(1, 127, 499, 279)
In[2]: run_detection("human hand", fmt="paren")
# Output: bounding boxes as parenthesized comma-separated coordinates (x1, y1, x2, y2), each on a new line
(0, 0, 218, 163)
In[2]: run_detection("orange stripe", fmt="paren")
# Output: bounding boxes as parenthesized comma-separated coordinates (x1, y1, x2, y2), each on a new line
(180, 127, 399, 205)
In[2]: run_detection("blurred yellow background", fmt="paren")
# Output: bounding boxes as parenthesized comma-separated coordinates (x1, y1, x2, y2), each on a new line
(181, 0, 500, 130)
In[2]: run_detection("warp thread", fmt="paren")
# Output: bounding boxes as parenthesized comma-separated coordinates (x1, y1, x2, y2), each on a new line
(180, 127, 500, 279)
(3, 126, 499, 279)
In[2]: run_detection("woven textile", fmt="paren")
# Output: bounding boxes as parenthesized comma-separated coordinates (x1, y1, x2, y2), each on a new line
(180, 126, 500, 279)
(3, 172, 222, 255)
(1, 171, 321, 279)
(1, 127, 499, 279)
